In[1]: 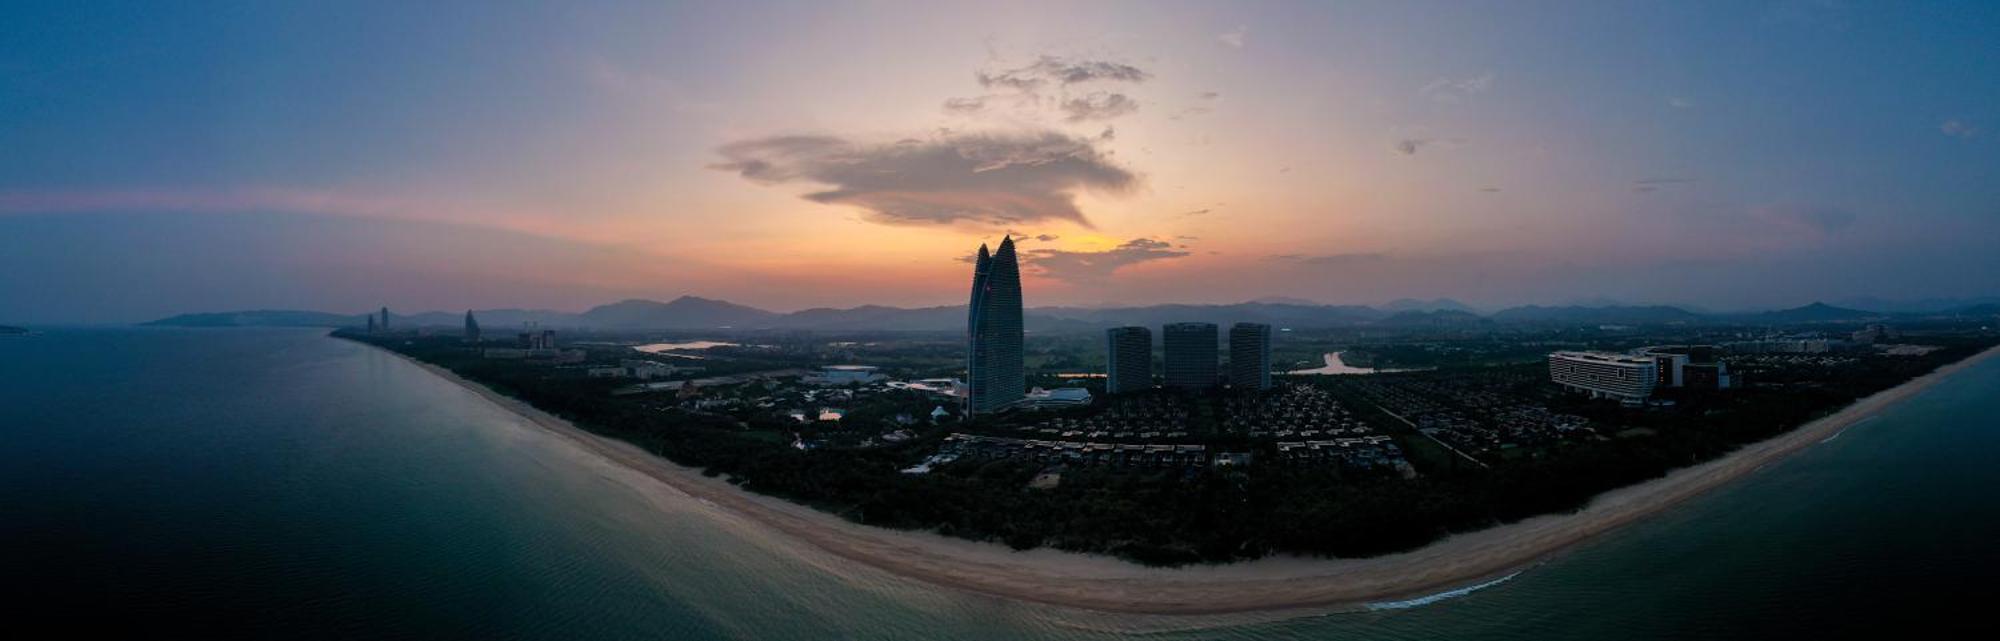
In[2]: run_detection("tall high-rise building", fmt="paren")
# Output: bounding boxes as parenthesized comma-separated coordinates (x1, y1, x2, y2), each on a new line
(1163, 322, 1218, 390)
(1228, 322, 1273, 391)
(1104, 326, 1153, 394)
(366, 313, 377, 333)
(379, 307, 390, 331)
(464, 310, 481, 343)
(966, 237, 1024, 414)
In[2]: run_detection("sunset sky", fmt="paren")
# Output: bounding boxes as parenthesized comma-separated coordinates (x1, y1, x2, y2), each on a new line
(5, 1, 1999, 322)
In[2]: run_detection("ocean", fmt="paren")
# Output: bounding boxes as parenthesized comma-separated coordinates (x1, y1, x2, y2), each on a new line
(4, 328, 1995, 639)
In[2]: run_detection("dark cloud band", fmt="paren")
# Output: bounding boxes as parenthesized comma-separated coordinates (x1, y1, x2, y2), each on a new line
(711, 130, 1138, 227)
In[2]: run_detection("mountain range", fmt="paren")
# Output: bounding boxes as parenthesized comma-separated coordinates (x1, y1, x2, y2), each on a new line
(143, 297, 2000, 333)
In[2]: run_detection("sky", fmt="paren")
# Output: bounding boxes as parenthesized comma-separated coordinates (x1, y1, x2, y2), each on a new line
(4, 0, 1998, 323)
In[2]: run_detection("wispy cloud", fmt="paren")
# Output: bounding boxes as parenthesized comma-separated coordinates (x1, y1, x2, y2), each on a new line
(1420, 73, 1495, 103)
(1001, 230, 1062, 243)
(1217, 26, 1247, 49)
(1941, 119, 1982, 139)
(976, 56, 1151, 93)
(1390, 125, 1465, 156)
(711, 130, 1138, 228)
(947, 56, 1150, 123)
(1633, 177, 1697, 194)
(942, 96, 989, 115)
(1268, 252, 1388, 266)
(1061, 92, 1140, 122)
(1026, 237, 1190, 282)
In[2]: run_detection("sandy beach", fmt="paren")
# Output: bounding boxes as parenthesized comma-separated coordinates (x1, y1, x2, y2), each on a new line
(371, 342, 2000, 615)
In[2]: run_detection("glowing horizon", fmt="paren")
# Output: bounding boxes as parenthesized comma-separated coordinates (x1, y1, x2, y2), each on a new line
(4, 1, 1998, 323)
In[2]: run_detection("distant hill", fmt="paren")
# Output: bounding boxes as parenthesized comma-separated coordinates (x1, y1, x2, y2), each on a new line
(1034, 302, 1387, 329)
(145, 310, 368, 328)
(1379, 309, 1488, 328)
(579, 296, 780, 329)
(1248, 295, 1323, 306)
(778, 304, 965, 331)
(150, 300, 1388, 332)
(1831, 296, 2000, 314)
(150, 295, 1978, 333)
(1381, 298, 1476, 314)
(456, 309, 584, 328)
(1489, 305, 1702, 325)
(1745, 302, 1880, 324)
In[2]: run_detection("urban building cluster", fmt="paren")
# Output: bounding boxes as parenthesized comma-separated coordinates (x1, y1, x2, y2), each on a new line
(951, 238, 1402, 473)
(1274, 436, 1411, 475)
(1342, 371, 1595, 456)
(586, 359, 688, 380)
(929, 433, 1213, 471)
(1721, 325, 1906, 355)
(1219, 384, 1371, 438)
(1548, 345, 1735, 402)
(801, 364, 888, 386)
(481, 327, 581, 362)
(1105, 322, 1274, 394)
(1020, 394, 1195, 440)
(963, 238, 1278, 417)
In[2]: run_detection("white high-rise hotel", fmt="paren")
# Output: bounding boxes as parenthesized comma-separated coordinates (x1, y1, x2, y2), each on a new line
(1548, 351, 1659, 400)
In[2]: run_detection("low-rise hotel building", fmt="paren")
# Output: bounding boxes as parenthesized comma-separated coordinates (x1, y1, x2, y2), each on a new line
(1548, 351, 1660, 400)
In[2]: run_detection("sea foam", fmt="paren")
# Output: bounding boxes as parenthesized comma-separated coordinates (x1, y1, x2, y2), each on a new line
(1365, 571, 1521, 610)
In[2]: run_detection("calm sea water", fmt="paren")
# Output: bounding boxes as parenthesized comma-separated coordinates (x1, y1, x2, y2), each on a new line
(4, 328, 1996, 639)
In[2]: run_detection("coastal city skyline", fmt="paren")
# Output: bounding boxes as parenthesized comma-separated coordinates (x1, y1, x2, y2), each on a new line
(9, 3, 2000, 638)
(5, 1, 2000, 324)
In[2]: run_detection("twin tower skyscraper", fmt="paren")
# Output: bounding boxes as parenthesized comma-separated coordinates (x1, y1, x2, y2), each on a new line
(966, 237, 1025, 414)
(965, 235, 1274, 414)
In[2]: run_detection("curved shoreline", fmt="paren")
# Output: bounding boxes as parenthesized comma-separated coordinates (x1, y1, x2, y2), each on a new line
(364, 340, 1999, 615)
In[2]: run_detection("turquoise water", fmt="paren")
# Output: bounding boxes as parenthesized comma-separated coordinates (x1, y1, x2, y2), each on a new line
(4, 328, 1996, 638)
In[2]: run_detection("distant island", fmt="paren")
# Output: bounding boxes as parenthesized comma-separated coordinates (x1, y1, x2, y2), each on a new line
(0, 325, 29, 335)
